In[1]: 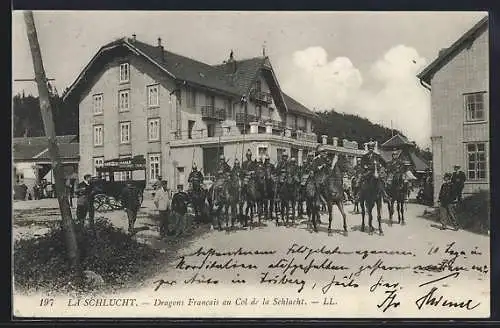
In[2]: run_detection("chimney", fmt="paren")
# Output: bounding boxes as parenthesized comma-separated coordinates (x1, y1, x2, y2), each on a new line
(225, 50, 237, 75)
(157, 37, 164, 61)
(132, 34, 136, 42)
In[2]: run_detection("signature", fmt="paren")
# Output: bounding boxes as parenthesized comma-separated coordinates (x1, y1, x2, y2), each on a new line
(321, 274, 359, 295)
(415, 272, 481, 311)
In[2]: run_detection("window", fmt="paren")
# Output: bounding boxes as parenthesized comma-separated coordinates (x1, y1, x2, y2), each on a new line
(93, 94, 103, 115)
(148, 118, 160, 141)
(149, 153, 161, 182)
(118, 90, 130, 112)
(93, 157, 104, 176)
(119, 63, 129, 83)
(467, 142, 487, 180)
(186, 88, 197, 108)
(207, 124, 215, 138)
(93, 125, 103, 146)
(225, 99, 232, 119)
(118, 155, 132, 181)
(465, 92, 485, 121)
(188, 120, 195, 139)
(147, 84, 159, 107)
(120, 122, 131, 144)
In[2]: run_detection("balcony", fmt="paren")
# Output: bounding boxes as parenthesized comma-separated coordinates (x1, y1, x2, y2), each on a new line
(296, 130, 318, 143)
(235, 113, 259, 124)
(250, 91, 273, 104)
(201, 105, 225, 121)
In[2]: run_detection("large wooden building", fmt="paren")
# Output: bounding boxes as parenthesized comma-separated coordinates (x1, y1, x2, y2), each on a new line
(417, 16, 489, 205)
(63, 36, 365, 191)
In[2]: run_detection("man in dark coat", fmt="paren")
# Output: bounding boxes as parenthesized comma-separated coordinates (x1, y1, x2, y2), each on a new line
(121, 180, 142, 234)
(76, 174, 94, 227)
(451, 165, 466, 202)
(438, 173, 459, 230)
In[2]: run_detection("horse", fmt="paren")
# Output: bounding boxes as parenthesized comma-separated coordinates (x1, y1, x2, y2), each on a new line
(385, 172, 408, 225)
(276, 170, 298, 226)
(207, 173, 232, 230)
(351, 176, 360, 213)
(241, 172, 262, 227)
(315, 154, 349, 235)
(304, 174, 321, 232)
(188, 180, 210, 224)
(260, 165, 276, 221)
(359, 161, 384, 235)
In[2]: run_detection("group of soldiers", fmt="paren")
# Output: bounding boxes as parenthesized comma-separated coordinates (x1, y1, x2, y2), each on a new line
(186, 140, 412, 201)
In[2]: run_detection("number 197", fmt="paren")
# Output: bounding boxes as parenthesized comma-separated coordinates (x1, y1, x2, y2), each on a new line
(39, 298, 54, 307)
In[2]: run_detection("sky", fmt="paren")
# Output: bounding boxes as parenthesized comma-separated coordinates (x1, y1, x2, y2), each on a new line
(12, 11, 487, 148)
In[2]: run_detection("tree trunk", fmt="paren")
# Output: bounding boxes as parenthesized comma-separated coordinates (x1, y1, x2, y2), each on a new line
(24, 11, 80, 272)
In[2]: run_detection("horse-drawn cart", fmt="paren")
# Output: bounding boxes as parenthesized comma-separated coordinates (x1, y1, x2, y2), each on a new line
(93, 155, 147, 212)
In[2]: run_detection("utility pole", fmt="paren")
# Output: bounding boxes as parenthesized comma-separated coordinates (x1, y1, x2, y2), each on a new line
(24, 11, 80, 272)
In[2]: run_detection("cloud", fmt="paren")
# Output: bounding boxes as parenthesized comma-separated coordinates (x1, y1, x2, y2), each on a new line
(280, 45, 431, 147)
(281, 46, 362, 110)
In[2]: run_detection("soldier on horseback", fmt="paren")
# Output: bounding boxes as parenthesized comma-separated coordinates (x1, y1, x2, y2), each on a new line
(300, 152, 315, 187)
(217, 155, 231, 177)
(242, 149, 257, 174)
(232, 159, 242, 178)
(288, 158, 301, 184)
(360, 141, 388, 200)
(313, 145, 330, 173)
(276, 151, 289, 174)
(188, 163, 204, 192)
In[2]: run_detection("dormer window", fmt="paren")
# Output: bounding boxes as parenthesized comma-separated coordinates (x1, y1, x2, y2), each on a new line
(120, 63, 130, 83)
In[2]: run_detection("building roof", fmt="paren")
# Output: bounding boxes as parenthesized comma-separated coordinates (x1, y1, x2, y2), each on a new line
(417, 16, 488, 84)
(282, 93, 318, 118)
(13, 135, 79, 161)
(381, 134, 413, 149)
(13, 135, 78, 146)
(410, 152, 430, 173)
(63, 37, 316, 118)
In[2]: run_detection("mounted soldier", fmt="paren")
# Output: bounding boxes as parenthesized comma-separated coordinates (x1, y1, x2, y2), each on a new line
(275, 151, 289, 174)
(188, 163, 204, 192)
(313, 145, 330, 175)
(288, 157, 301, 184)
(217, 155, 231, 177)
(232, 158, 242, 179)
(300, 152, 315, 187)
(360, 141, 388, 200)
(242, 149, 256, 172)
(263, 154, 274, 173)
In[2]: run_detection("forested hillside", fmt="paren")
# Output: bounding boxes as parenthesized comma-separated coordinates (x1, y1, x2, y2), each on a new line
(12, 89, 78, 137)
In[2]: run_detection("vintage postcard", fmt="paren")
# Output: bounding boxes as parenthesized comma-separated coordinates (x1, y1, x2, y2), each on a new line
(12, 11, 490, 318)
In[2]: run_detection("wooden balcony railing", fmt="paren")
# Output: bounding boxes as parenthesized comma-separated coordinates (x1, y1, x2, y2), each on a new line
(235, 113, 259, 124)
(250, 91, 273, 104)
(201, 105, 226, 121)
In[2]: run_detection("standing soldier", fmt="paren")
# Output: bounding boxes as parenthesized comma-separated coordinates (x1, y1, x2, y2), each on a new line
(75, 174, 95, 228)
(451, 165, 466, 203)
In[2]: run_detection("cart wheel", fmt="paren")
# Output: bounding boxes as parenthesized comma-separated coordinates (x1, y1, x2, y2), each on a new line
(93, 194, 114, 212)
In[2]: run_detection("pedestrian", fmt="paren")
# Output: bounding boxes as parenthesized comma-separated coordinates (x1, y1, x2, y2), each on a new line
(451, 165, 466, 203)
(154, 180, 171, 237)
(152, 175, 163, 198)
(438, 173, 459, 230)
(65, 176, 74, 207)
(121, 180, 142, 234)
(75, 174, 94, 228)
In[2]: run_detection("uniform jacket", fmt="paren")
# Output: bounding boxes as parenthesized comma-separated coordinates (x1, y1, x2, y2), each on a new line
(361, 152, 387, 171)
(242, 159, 257, 173)
(188, 170, 204, 184)
(76, 181, 93, 206)
(121, 185, 141, 211)
(438, 181, 454, 206)
(451, 171, 466, 187)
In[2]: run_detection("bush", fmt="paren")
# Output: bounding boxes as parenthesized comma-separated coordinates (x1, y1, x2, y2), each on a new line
(13, 217, 163, 294)
(454, 190, 490, 234)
